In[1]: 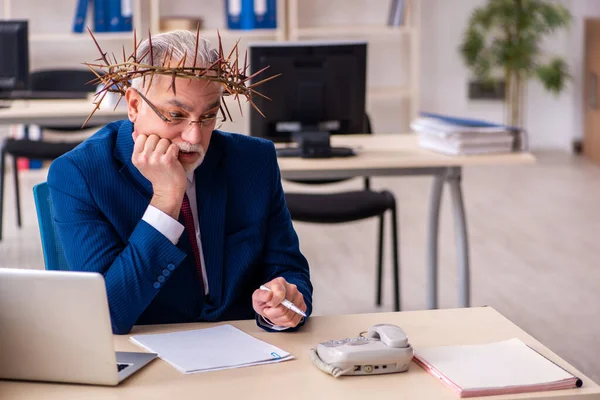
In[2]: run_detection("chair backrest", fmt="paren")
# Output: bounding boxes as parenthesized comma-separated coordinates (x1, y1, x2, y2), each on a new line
(33, 182, 69, 271)
(29, 69, 99, 93)
(29, 69, 101, 132)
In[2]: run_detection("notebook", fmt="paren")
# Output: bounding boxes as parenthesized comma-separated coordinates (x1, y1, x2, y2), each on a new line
(130, 324, 294, 374)
(418, 136, 514, 156)
(414, 338, 582, 398)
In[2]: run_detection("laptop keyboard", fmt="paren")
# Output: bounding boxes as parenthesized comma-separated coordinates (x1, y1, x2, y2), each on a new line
(117, 363, 130, 372)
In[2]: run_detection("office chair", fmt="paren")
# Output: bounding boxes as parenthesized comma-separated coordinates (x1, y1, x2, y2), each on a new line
(33, 182, 68, 271)
(0, 69, 99, 241)
(284, 114, 401, 311)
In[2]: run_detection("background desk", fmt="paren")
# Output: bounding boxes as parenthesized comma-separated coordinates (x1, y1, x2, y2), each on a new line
(0, 100, 536, 308)
(0, 99, 128, 127)
(1, 307, 598, 400)
(278, 135, 535, 308)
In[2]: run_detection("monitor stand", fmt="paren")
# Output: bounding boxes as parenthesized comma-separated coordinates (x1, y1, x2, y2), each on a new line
(275, 131, 356, 158)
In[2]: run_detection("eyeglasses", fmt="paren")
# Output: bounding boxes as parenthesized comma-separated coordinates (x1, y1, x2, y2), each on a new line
(134, 88, 224, 131)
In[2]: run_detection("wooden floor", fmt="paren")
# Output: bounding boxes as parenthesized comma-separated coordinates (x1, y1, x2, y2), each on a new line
(1, 152, 599, 382)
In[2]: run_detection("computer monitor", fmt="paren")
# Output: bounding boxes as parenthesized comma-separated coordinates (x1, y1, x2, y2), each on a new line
(248, 40, 367, 158)
(0, 20, 29, 93)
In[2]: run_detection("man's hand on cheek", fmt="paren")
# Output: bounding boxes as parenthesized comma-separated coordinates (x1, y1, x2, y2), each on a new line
(252, 277, 307, 328)
(132, 132, 187, 219)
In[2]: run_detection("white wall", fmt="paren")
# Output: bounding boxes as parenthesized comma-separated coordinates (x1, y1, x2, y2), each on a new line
(568, 0, 600, 142)
(419, 0, 590, 151)
(4, 0, 597, 149)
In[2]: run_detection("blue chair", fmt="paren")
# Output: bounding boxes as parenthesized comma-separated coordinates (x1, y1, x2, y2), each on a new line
(33, 182, 68, 270)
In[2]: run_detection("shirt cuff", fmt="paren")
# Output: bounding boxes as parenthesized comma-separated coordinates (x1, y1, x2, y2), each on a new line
(142, 205, 185, 245)
(257, 315, 301, 331)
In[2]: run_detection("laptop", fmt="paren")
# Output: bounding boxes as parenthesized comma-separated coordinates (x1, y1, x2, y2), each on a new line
(0, 268, 157, 385)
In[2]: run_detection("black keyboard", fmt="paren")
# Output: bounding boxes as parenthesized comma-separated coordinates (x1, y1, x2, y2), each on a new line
(117, 363, 130, 372)
(276, 146, 355, 158)
(0, 90, 91, 100)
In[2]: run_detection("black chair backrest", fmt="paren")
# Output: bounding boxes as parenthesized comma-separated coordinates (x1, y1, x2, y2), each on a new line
(30, 69, 98, 93)
(29, 69, 101, 131)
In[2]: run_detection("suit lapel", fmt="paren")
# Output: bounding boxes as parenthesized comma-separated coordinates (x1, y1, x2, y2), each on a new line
(195, 132, 226, 306)
(113, 120, 153, 199)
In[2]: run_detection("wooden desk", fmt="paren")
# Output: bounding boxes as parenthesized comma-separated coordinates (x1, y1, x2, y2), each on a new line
(0, 99, 536, 308)
(278, 134, 536, 309)
(1, 307, 597, 399)
(278, 134, 535, 180)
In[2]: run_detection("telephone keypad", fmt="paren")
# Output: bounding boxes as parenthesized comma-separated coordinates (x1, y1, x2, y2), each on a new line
(321, 336, 373, 347)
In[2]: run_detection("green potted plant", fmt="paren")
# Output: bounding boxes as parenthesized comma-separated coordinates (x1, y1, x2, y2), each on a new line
(459, 0, 572, 128)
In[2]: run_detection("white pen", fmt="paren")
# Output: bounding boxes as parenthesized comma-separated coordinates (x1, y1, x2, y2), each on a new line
(259, 285, 307, 318)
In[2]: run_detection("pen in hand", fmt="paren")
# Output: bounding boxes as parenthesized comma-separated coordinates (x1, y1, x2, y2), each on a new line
(259, 285, 307, 318)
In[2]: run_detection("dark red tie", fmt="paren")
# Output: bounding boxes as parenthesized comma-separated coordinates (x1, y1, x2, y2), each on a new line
(181, 194, 205, 294)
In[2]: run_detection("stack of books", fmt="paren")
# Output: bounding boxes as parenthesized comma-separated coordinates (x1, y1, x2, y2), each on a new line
(411, 113, 517, 156)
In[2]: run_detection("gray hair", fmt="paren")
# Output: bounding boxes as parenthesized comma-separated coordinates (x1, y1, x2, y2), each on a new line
(131, 30, 219, 90)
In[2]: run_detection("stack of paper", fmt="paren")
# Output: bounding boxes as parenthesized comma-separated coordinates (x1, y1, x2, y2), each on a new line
(414, 338, 582, 398)
(130, 324, 294, 374)
(411, 113, 516, 155)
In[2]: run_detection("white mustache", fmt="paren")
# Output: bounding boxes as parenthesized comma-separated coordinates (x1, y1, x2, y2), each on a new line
(177, 142, 204, 155)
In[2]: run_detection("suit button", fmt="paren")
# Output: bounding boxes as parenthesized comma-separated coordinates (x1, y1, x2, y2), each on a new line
(157, 275, 166, 283)
(162, 269, 170, 277)
(167, 263, 176, 271)
(153, 282, 161, 289)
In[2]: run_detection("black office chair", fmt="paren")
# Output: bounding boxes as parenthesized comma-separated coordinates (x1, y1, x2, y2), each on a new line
(284, 115, 401, 311)
(0, 69, 100, 240)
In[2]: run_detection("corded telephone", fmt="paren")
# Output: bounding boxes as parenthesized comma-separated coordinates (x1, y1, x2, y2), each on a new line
(309, 324, 413, 378)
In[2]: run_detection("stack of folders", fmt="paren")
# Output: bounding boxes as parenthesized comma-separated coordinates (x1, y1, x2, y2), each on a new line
(411, 112, 516, 156)
(73, 0, 133, 33)
(225, 0, 277, 30)
(414, 338, 583, 398)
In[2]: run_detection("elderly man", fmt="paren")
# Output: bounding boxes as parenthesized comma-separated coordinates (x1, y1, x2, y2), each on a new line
(48, 30, 312, 334)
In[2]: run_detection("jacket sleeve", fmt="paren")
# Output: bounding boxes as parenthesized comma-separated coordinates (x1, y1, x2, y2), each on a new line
(257, 143, 313, 332)
(48, 156, 187, 334)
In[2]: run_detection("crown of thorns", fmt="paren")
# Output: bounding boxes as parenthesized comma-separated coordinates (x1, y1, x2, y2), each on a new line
(81, 26, 279, 127)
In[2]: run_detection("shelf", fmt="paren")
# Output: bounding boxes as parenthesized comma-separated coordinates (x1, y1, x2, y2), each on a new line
(157, 29, 282, 39)
(30, 32, 134, 43)
(30, 29, 281, 43)
(291, 25, 411, 38)
(368, 87, 412, 100)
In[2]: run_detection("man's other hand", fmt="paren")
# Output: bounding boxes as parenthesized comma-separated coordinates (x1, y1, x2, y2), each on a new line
(132, 132, 187, 219)
(252, 277, 307, 328)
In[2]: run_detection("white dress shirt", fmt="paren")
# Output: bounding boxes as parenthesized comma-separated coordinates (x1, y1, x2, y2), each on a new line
(141, 172, 288, 331)
(142, 172, 209, 294)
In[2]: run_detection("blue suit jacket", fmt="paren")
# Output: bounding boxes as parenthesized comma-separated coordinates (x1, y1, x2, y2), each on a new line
(48, 120, 312, 334)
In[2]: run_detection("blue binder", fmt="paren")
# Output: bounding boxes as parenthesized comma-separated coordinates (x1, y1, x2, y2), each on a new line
(256, 0, 276, 29)
(121, 0, 133, 32)
(253, 0, 266, 28)
(94, 0, 108, 32)
(107, 0, 123, 31)
(420, 112, 517, 129)
(226, 0, 255, 30)
(72, 0, 90, 33)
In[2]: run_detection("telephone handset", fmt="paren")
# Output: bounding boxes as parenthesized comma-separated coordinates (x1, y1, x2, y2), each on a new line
(309, 324, 413, 377)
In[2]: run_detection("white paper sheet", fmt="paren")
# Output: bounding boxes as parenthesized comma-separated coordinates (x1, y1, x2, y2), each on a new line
(130, 324, 294, 374)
